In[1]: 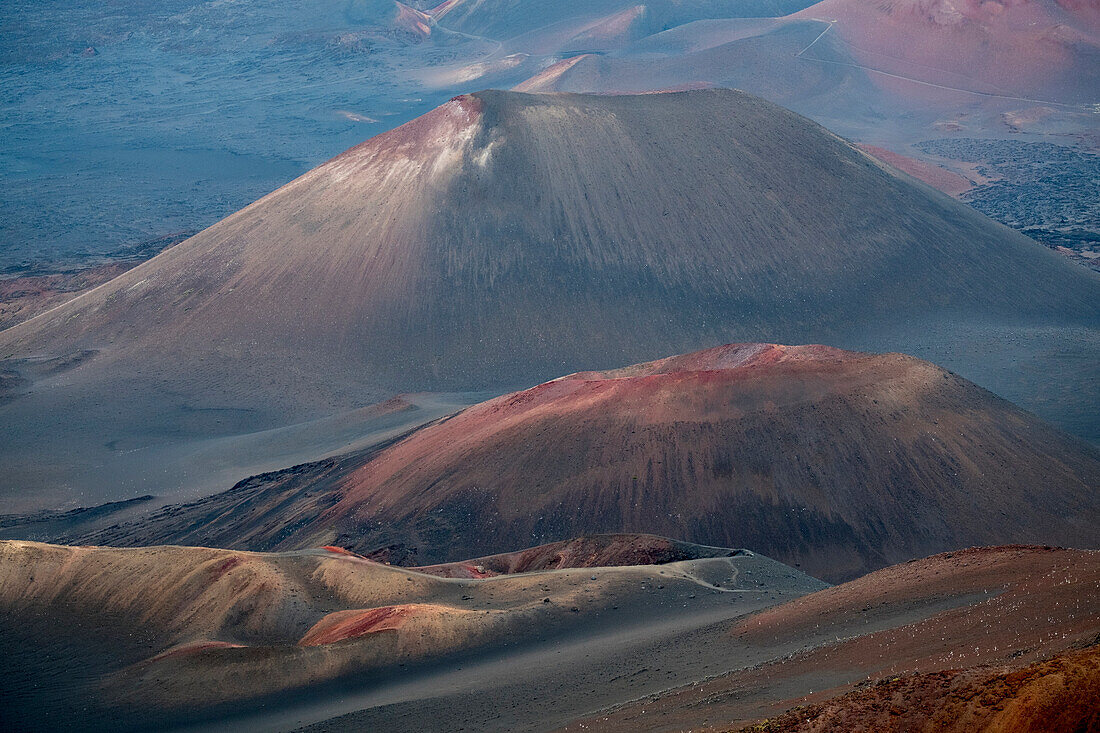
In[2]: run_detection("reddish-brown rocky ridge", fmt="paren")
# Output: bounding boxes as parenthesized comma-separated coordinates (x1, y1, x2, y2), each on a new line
(415, 534, 743, 578)
(736, 643, 1100, 733)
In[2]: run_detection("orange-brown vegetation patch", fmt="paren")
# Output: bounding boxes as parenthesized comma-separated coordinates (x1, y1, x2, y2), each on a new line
(298, 604, 445, 646)
(738, 644, 1100, 733)
(859, 144, 974, 196)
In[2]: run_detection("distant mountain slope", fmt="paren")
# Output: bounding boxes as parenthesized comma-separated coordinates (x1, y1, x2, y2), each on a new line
(794, 0, 1100, 104)
(422, 0, 815, 41)
(1, 89, 1098, 507)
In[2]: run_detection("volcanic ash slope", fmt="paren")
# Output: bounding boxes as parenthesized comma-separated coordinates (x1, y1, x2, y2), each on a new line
(2, 88, 1098, 506)
(87, 343, 1100, 583)
(0, 537, 820, 732)
(563, 545, 1100, 733)
(316, 343, 1100, 581)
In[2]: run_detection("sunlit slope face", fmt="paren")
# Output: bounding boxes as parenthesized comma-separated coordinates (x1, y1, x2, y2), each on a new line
(1, 89, 1098, 504)
(0, 538, 823, 730)
(793, 0, 1100, 104)
(307, 343, 1100, 582)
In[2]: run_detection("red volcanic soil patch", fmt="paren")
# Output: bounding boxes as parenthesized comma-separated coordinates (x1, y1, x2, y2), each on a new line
(576, 342, 849, 378)
(417, 534, 737, 578)
(299, 604, 436, 646)
(0, 262, 137, 330)
(859, 144, 973, 196)
(739, 644, 1100, 733)
(320, 545, 365, 558)
(209, 556, 244, 579)
(363, 92, 481, 153)
(148, 640, 245, 664)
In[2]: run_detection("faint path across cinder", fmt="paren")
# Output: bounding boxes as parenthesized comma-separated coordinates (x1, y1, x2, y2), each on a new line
(794, 18, 1092, 110)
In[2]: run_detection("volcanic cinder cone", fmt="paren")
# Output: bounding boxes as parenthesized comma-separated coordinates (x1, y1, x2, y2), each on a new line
(1, 89, 1097, 504)
(313, 343, 1100, 581)
(84, 343, 1100, 582)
